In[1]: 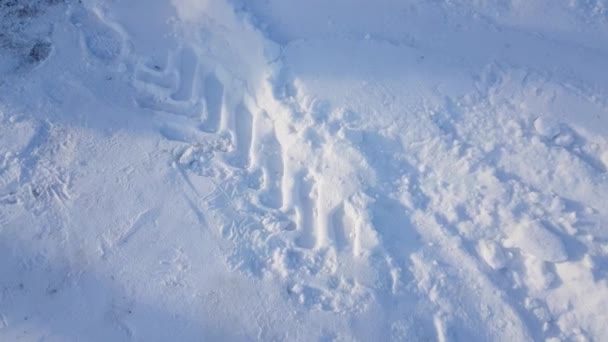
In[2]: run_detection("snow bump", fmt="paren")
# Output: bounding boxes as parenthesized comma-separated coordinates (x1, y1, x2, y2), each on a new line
(478, 239, 507, 270)
(533, 117, 561, 139)
(511, 219, 568, 263)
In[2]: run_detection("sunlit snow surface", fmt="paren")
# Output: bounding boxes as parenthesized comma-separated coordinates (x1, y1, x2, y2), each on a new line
(1, 0, 607, 340)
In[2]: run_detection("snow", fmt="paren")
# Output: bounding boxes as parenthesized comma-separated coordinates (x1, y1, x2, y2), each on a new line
(478, 239, 508, 270)
(508, 219, 569, 263)
(1, 0, 607, 341)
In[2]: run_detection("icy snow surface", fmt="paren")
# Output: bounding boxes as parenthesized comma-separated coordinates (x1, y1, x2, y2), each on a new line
(1, 0, 608, 340)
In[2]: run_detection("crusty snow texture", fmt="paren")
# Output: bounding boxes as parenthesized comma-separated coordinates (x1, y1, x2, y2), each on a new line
(0, 0, 607, 341)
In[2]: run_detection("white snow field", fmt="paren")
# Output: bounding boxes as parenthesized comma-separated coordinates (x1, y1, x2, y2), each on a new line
(1, 0, 608, 340)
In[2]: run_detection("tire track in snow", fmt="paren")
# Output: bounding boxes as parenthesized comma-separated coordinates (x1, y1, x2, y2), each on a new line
(200, 74, 224, 133)
(85, 2, 531, 319)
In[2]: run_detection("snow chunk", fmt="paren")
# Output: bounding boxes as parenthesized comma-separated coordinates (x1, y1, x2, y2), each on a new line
(533, 117, 561, 138)
(177, 145, 214, 165)
(512, 220, 568, 263)
(601, 150, 608, 170)
(553, 131, 575, 147)
(523, 257, 557, 292)
(478, 240, 507, 270)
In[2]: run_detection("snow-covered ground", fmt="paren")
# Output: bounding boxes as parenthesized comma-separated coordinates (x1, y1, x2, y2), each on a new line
(1, 0, 607, 340)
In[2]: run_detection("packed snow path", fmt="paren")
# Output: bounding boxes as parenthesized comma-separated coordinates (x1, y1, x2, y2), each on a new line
(0, 0, 607, 341)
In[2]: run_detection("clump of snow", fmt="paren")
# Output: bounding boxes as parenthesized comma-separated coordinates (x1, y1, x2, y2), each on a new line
(534, 117, 561, 139)
(601, 150, 608, 170)
(478, 239, 508, 270)
(523, 257, 558, 292)
(510, 219, 568, 263)
(553, 131, 575, 147)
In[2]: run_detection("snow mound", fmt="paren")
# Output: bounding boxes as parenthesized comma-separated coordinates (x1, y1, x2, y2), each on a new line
(478, 239, 508, 270)
(510, 219, 568, 263)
